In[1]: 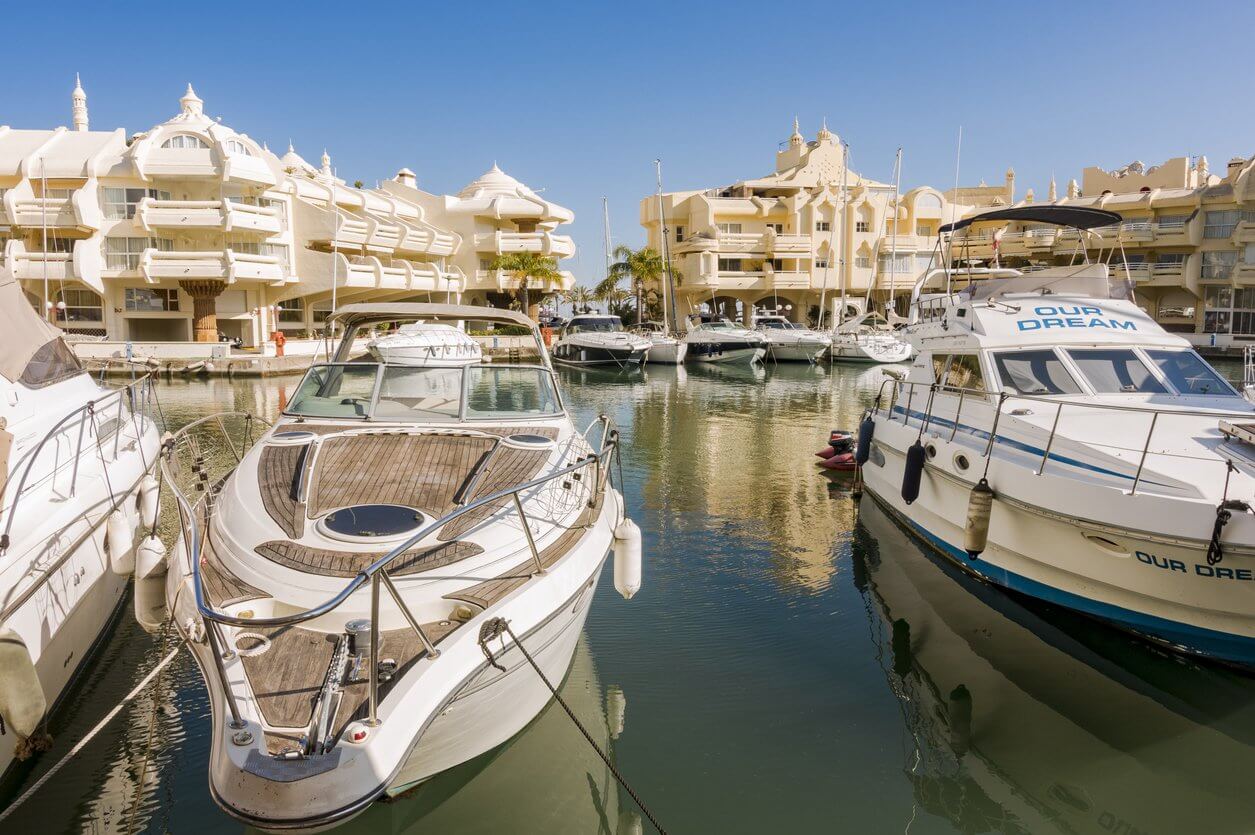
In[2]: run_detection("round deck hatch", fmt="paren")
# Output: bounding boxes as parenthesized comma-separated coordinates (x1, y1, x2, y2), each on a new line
(268, 430, 317, 446)
(503, 433, 555, 450)
(318, 504, 426, 542)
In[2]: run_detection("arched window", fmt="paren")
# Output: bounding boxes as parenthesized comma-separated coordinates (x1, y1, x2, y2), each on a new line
(916, 192, 943, 210)
(161, 134, 208, 149)
(223, 139, 252, 156)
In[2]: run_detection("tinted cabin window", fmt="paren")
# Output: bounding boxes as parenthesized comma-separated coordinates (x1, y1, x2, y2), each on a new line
(1065, 349, 1167, 394)
(942, 355, 984, 392)
(993, 350, 1082, 395)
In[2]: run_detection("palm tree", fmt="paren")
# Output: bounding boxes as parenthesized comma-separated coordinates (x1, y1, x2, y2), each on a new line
(596, 245, 663, 326)
(596, 285, 633, 321)
(564, 286, 595, 315)
(489, 252, 562, 320)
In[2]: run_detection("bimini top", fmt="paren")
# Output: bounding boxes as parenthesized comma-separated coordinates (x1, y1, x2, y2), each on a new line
(941, 205, 1123, 234)
(330, 303, 535, 331)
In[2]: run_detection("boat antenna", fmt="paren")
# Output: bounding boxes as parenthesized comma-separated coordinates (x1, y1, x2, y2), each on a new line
(887, 147, 903, 317)
(655, 159, 679, 333)
(944, 126, 962, 295)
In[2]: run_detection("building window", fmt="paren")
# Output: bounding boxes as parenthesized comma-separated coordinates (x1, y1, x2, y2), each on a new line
(815, 259, 829, 269)
(815, 221, 830, 232)
(855, 255, 872, 269)
(1204, 211, 1240, 239)
(718, 258, 744, 272)
(675, 226, 684, 243)
(1204, 286, 1255, 336)
(106, 237, 172, 270)
(879, 253, 915, 274)
(856, 221, 870, 233)
(223, 139, 252, 156)
(768, 258, 785, 271)
(229, 239, 261, 255)
(916, 225, 931, 237)
(1156, 253, 1187, 265)
(769, 223, 784, 233)
(103, 187, 170, 220)
(34, 235, 76, 253)
(37, 186, 75, 199)
(161, 134, 208, 149)
(276, 298, 303, 323)
(125, 287, 179, 312)
(1202, 250, 1238, 280)
(1157, 214, 1189, 230)
(55, 287, 103, 323)
(480, 258, 492, 270)
(717, 223, 742, 234)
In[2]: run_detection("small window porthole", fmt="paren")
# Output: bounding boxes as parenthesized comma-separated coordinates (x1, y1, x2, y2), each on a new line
(925, 443, 937, 460)
(954, 453, 970, 471)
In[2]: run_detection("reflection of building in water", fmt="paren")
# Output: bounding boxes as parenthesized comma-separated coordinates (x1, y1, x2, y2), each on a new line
(853, 496, 1255, 834)
(626, 364, 876, 592)
(347, 638, 636, 834)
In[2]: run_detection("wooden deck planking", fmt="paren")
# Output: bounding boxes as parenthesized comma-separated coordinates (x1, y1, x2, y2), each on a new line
(438, 446, 551, 540)
(238, 624, 339, 729)
(254, 540, 483, 577)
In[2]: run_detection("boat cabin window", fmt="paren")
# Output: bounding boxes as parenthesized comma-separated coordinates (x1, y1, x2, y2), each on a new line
(286, 364, 379, 418)
(931, 354, 986, 393)
(567, 317, 622, 334)
(1064, 349, 1167, 394)
(465, 367, 560, 419)
(284, 363, 561, 421)
(1144, 349, 1235, 396)
(991, 350, 1082, 395)
(757, 318, 793, 329)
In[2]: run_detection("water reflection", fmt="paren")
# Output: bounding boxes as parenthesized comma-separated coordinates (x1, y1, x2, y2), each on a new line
(853, 495, 1255, 834)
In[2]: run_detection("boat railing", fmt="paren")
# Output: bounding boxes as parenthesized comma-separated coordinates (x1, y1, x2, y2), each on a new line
(0, 370, 160, 554)
(872, 377, 1255, 495)
(160, 412, 620, 731)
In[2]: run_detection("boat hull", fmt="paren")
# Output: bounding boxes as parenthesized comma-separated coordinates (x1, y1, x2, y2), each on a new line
(551, 344, 648, 367)
(861, 429, 1255, 666)
(645, 341, 687, 364)
(829, 340, 913, 364)
(765, 341, 827, 362)
(685, 341, 765, 364)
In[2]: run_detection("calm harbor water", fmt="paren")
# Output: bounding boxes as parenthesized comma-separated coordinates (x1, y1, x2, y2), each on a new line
(4, 360, 1255, 834)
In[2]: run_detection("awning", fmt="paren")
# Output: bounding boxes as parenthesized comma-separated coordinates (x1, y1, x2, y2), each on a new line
(942, 205, 1123, 234)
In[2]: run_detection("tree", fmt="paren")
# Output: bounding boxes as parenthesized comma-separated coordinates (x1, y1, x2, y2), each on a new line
(563, 286, 595, 315)
(597, 286, 633, 322)
(489, 252, 562, 321)
(596, 245, 664, 326)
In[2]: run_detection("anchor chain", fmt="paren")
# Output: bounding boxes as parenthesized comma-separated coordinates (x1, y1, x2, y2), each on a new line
(477, 616, 669, 834)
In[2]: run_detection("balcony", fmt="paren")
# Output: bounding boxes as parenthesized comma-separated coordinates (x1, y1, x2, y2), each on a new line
(394, 222, 459, 257)
(765, 232, 811, 255)
(140, 248, 285, 284)
(5, 194, 93, 231)
(11, 250, 75, 281)
(1236, 214, 1255, 244)
(137, 199, 283, 236)
(139, 147, 218, 179)
(473, 267, 569, 293)
(1025, 228, 1058, 249)
(474, 230, 575, 258)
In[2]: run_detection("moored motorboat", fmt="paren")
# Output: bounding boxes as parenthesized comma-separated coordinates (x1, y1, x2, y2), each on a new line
(0, 267, 161, 781)
(682, 315, 766, 364)
(367, 322, 482, 367)
(163, 303, 641, 832)
(551, 314, 650, 367)
(753, 314, 829, 363)
(829, 312, 913, 364)
(858, 204, 1255, 667)
(634, 321, 687, 365)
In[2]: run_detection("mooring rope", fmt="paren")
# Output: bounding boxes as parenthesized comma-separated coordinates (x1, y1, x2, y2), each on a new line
(477, 618, 668, 834)
(0, 639, 184, 825)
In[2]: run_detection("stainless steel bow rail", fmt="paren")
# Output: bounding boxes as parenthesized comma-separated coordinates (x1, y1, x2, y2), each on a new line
(0, 373, 161, 629)
(871, 377, 1255, 496)
(161, 412, 619, 732)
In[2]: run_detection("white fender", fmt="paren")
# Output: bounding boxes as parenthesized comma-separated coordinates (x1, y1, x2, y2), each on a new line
(135, 536, 167, 580)
(134, 575, 168, 635)
(0, 628, 46, 743)
(138, 474, 160, 530)
(613, 519, 642, 600)
(107, 508, 136, 575)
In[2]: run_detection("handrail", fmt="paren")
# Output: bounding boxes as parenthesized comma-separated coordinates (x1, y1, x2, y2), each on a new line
(162, 415, 617, 631)
(0, 371, 159, 552)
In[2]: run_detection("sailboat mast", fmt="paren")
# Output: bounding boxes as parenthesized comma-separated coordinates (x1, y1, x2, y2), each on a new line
(838, 141, 850, 324)
(887, 147, 903, 316)
(655, 159, 679, 334)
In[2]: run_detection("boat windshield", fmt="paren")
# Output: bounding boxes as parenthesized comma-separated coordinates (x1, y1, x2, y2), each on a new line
(285, 363, 561, 421)
(1144, 349, 1236, 396)
(758, 319, 794, 329)
(703, 319, 736, 330)
(992, 349, 1083, 395)
(1064, 349, 1167, 394)
(568, 317, 622, 334)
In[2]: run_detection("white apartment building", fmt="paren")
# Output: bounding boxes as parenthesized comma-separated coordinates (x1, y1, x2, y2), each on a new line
(946, 154, 1255, 345)
(640, 121, 974, 325)
(0, 80, 575, 345)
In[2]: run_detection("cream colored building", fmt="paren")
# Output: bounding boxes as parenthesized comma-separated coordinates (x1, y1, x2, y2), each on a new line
(640, 120, 974, 325)
(0, 80, 575, 346)
(945, 154, 1255, 346)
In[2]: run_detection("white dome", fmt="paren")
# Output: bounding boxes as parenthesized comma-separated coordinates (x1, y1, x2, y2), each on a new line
(458, 163, 533, 199)
(280, 142, 314, 173)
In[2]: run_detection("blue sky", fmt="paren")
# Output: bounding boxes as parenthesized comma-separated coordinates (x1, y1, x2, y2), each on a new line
(4, 0, 1252, 285)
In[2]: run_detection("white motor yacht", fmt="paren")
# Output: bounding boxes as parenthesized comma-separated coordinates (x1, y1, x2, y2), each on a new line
(682, 315, 766, 364)
(829, 312, 913, 363)
(753, 315, 829, 363)
(634, 321, 687, 365)
(551, 314, 650, 367)
(0, 267, 161, 780)
(857, 204, 1255, 667)
(163, 303, 641, 831)
(367, 322, 482, 367)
